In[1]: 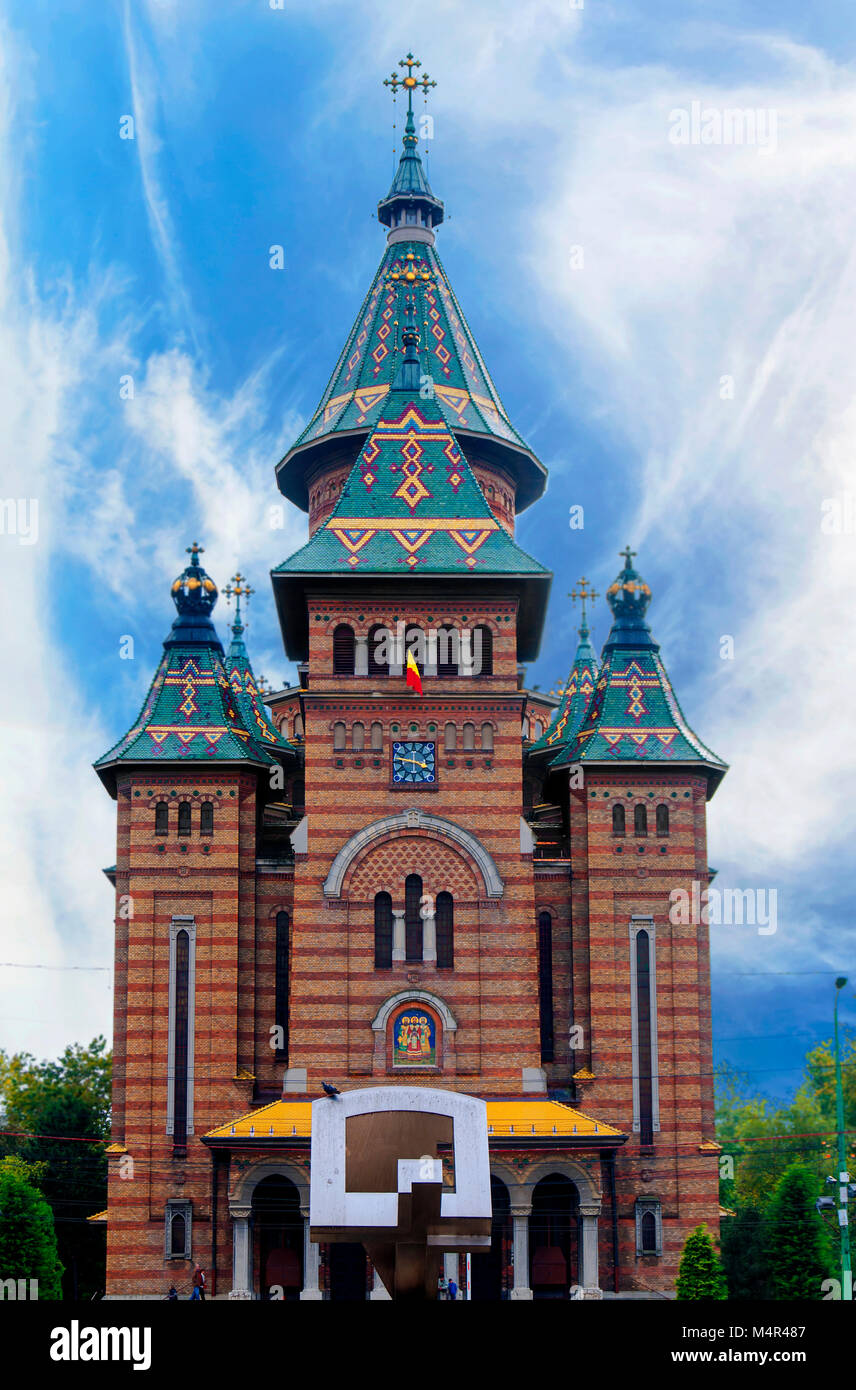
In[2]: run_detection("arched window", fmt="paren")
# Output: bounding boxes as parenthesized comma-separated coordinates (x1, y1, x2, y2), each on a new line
(532, 720, 543, 740)
(480, 722, 494, 752)
(462, 722, 475, 751)
(352, 721, 365, 751)
(634, 803, 648, 837)
(444, 722, 456, 751)
(374, 892, 393, 970)
(200, 801, 214, 836)
(641, 1210, 657, 1253)
(405, 873, 423, 962)
(522, 716, 530, 739)
(437, 625, 458, 678)
(291, 779, 305, 815)
(474, 625, 493, 676)
(155, 802, 169, 836)
(538, 911, 554, 1063)
(177, 802, 191, 837)
(612, 803, 626, 836)
(370, 721, 383, 751)
(405, 625, 426, 669)
(656, 804, 669, 837)
(293, 713, 304, 740)
(635, 929, 654, 1144)
(275, 911, 289, 1059)
(436, 891, 454, 970)
(332, 624, 355, 676)
(169, 1210, 187, 1259)
(333, 722, 346, 751)
(171, 927, 190, 1145)
(368, 624, 388, 677)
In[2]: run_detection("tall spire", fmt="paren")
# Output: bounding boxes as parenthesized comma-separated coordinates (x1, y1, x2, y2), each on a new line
(378, 51, 444, 242)
(528, 577, 600, 761)
(223, 570, 295, 754)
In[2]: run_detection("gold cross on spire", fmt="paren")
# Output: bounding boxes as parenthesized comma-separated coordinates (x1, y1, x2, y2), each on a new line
(569, 575, 599, 624)
(223, 571, 255, 623)
(383, 52, 437, 111)
(186, 541, 204, 563)
(619, 545, 637, 567)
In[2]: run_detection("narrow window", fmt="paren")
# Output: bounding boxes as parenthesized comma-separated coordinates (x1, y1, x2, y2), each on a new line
(177, 802, 191, 837)
(352, 721, 365, 752)
(532, 720, 543, 740)
(538, 911, 554, 1063)
(291, 779, 305, 815)
(370, 721, 383, 751)
(171, 927, 191, 1145)
(635, 929, 654, 1144)
(332, 624, 355, 676)
(170, 1211, 186, 1259)
(634, 803, 648, 837)
(480, 722, 494, 752)
(474, 625, 493, 676)
(641, 1211, 657, 1253)
(612, 803, 626, 836)
(200, 801, 213, 836)
(405, 626, 425, 669)
(522, 716, 530, 739)
(275, 911, 289, 1059)
(155, 802, 169, 836)
(374, 892, 393, 970)
(405, 873, 423, 962)
(333, 722, 346, 751)
(368, 624, 388, 677)
(437, 626, 458, 678)
(462, 722, 475, 751)
(293, 713, 304, 740)
(436, 891, 454, 969)
(656, 804, 669, 837)
(444, 722, 456, 751)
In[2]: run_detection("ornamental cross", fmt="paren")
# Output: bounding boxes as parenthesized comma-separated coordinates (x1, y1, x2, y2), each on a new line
(186, 541, 204, 563)
(569, 575, 599, 623)
(223, 571, 255, 622)
(620, 545, 637, 567)
(383, 52, 437, 112)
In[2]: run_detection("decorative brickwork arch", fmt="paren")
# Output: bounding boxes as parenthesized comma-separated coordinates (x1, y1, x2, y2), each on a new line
(229, 1158, 309, 1211)
(347, 835, 478, 901)
(323, 810, 503, 900)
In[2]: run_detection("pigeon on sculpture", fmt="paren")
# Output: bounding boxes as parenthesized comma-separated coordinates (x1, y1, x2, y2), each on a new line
(321, 1082, 341, 1098)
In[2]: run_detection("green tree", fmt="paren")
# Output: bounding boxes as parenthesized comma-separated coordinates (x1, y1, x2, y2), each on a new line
(0, 1037, 111, 1299)
(0, 1156, 64, 1299)
(675, 1224, 727, 1300)
(720, 1204, 768, 1300)
(762, 1164, 833, 1300)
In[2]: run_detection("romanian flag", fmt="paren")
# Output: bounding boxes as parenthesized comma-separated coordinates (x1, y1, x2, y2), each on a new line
(406, 648, 423, 695)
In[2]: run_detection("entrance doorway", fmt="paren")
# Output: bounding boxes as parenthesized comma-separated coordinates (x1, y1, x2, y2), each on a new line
(328, 1242, 367, 1301)
(470, 1175, 511, 1300)
(529, 1173, 579, 1299)
(252, 1174, 303, 1301)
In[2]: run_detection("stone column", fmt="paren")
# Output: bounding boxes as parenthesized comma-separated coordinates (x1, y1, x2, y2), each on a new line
(228, 1206, 253, 1300)
(392, 909, 406, 963)
(299, 1208, 323, 1300)
(354, 635, 369, 677)
(369, 1266, 391, 1300)
(422, 911, 437, 964)
(579, 1205, 602, 1299)
(424, 629, 438, 678)
(510, 1206, 533, 1300)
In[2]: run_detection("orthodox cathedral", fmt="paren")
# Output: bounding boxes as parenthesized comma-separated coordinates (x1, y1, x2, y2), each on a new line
(95, 56, 726, 1300)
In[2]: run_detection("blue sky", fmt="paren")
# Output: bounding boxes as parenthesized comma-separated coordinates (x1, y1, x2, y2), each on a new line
(0, 0, 854, 1106)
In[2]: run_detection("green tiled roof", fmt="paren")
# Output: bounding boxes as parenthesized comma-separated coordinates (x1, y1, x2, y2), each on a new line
(529, 618, 599, 762)
(224, 618, 295, 756)
(566, 553, 727, 787)
(95, 549, 291, 790)
(274, 391, 549, 579)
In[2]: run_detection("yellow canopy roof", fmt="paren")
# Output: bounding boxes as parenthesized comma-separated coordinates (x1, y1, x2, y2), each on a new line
(205, 1097, 622, 1141)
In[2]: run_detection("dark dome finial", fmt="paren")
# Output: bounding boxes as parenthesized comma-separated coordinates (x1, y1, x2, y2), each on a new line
(602, 546, 657, 653)
(170, 541, 219, 616)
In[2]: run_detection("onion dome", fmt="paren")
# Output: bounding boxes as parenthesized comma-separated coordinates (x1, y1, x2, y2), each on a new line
(602, 547, 656, 654)
(166, 542, 222, 650)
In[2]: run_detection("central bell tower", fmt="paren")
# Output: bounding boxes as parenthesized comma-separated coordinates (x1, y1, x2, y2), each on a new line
(270, 54, 553, 1096)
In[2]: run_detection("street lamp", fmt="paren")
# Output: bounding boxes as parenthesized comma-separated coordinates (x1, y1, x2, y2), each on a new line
(833, 977, 852, 1301)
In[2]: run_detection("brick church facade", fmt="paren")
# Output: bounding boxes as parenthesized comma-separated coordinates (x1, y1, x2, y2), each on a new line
(95, 59, 726, 1300)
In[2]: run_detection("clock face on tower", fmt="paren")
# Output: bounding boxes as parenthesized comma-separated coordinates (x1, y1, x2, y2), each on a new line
(391, 741, 437, 785)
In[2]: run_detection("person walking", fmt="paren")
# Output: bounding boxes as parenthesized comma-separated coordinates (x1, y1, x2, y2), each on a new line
(447, 1277, 458, 1302)
(437, 1274, 448, 1301)
(192, 1265, 206, 1301)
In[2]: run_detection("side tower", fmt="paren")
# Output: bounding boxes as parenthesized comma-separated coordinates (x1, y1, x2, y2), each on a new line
(558, 550, 726, 1292)
(94, 547, 297, 1298)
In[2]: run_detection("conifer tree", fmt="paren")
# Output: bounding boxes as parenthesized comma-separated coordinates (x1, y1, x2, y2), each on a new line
(675, 1223, 728, 1300)
(762, 1163, 833, 1300)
